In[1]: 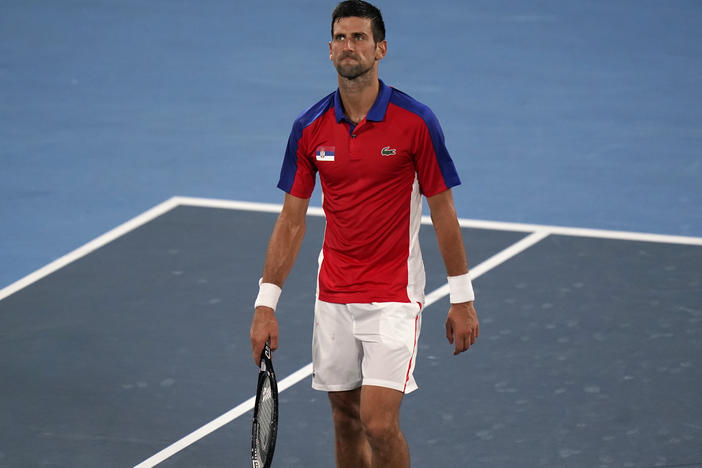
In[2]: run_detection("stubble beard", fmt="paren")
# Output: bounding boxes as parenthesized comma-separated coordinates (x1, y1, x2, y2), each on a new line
(335, 56, 375, 82)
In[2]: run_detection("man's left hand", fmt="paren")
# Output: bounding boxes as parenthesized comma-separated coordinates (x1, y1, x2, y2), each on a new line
(445, 302, 479, 355)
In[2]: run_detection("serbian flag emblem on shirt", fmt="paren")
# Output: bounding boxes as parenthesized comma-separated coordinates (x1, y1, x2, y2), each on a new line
(315, 146, 335, 161)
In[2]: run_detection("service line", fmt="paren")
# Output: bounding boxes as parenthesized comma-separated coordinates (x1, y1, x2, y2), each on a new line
(5, 196, 701, 302)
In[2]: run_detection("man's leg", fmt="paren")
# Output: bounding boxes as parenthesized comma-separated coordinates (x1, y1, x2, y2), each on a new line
(328, 386, 408, 468)
(360, 385, 409, 468)
(328, 388, 371, 468)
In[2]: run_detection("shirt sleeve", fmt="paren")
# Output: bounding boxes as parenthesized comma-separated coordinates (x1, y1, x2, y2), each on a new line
(277, 119, 317, 198)
(413, 108, 461, 197)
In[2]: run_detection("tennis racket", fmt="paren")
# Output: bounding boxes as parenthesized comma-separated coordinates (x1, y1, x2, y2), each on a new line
(251, 341, 278, 468)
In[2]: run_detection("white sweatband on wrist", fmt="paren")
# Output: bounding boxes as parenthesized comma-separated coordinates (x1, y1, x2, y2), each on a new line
(255, 278, 282, 311)
(447, 272, 475, 303)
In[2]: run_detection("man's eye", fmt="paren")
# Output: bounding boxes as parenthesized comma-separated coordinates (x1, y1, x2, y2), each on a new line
(353, 34, 365, 41)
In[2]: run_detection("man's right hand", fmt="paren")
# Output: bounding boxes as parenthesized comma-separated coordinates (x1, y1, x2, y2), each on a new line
(250, 306, 279, 366)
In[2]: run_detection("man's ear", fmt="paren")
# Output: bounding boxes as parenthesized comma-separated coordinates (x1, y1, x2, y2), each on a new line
(375, 40, 387, 60)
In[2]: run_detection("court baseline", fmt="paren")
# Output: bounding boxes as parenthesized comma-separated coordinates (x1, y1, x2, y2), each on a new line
(2, 196, 701, 303)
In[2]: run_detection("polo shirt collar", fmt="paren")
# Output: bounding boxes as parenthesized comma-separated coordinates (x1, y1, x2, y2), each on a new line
(334, 79, 392, 123)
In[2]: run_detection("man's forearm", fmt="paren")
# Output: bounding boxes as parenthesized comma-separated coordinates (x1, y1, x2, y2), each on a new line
(428, 190, 469, 277)
(261, 210, 306, 288)
(433, 216, 468, 276)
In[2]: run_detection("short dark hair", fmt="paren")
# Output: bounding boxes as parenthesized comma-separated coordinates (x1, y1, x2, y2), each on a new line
(331, 0, 385, 43)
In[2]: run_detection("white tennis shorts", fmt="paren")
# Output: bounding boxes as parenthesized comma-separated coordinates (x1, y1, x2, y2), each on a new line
(311, 300, 422, 394)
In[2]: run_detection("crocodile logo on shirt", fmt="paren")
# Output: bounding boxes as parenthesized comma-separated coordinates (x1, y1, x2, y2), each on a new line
(381, 146, 397, 156)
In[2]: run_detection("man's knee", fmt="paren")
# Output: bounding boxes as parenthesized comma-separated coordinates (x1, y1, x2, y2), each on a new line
(361, 412, 399, 446)
(359, 386, 403, 446)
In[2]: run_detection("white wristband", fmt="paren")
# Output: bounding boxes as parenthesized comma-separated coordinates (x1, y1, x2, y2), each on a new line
(255, 278, 282, 311)
(447, 273, 475, 303)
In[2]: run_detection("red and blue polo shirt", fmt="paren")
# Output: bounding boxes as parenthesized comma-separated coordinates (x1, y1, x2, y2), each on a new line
(278, 80, 461, 304)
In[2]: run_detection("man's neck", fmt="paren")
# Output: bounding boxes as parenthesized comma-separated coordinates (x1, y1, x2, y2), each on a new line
(337, 71, 380, 125)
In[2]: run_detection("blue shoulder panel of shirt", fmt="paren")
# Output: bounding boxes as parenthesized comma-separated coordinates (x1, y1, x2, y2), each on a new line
(277, 92, 335, 193)
(388, 87, 462, 190)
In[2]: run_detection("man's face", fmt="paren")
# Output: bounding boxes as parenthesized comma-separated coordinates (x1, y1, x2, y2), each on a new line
(329, 16, 386, 80)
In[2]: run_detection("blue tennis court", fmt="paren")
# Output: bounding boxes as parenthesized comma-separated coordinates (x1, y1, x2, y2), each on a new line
(1, 1, 701, 467)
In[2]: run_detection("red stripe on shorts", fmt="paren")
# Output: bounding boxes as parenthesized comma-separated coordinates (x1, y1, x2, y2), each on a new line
(402, 303, 422, 392)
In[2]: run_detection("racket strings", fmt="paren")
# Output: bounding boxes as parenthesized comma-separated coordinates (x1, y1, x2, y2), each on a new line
(256, 377, 276, 459)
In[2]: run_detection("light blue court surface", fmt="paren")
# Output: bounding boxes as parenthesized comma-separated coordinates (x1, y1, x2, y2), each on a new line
(1, 0, 701, 289)
(1, 3, 702, 467)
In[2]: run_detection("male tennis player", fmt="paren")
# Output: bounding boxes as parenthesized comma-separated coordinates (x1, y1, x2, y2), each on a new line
(250, 1, 478, 466)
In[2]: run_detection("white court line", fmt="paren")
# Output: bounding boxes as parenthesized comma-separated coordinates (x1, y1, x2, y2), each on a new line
(132, 229, 551, 467)
(173, 196, 702, 246)
(424, 230, 550, 306)
(171, 196, 326, 218)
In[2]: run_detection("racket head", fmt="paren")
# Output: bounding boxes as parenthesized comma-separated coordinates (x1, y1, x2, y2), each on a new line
(251, 342, 278, 468)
